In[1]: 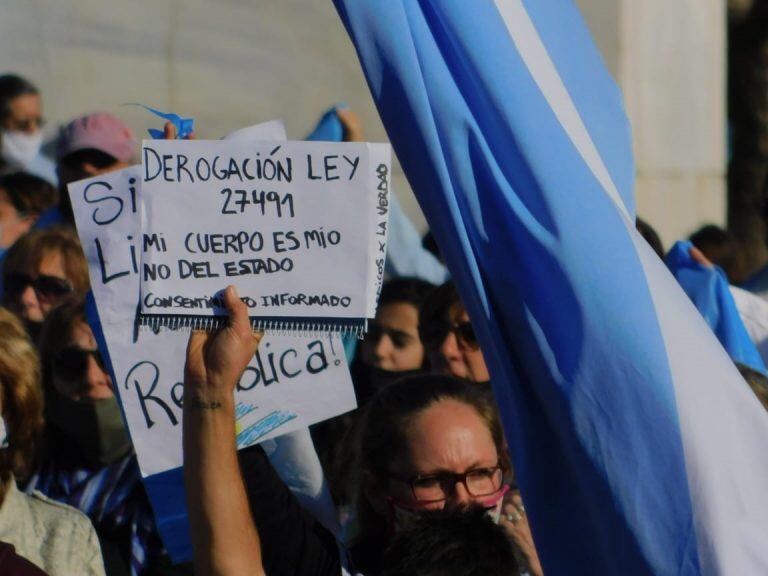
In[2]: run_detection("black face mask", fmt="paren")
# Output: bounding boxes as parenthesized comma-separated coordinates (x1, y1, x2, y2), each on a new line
(25, 319, 42, 345)
(353, 364, 425, 406)
(47, 394, 132, 466)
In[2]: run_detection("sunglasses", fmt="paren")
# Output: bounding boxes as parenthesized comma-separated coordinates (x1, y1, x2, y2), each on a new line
(419, 319, 479, 350)
(5, 274, 74, 298)
(53, 346, 108, 381)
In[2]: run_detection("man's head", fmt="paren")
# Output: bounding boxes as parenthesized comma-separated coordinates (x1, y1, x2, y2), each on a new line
(0, 75, 44, 170)
(56, 112, 137, 223)
(689, 224, 745, 283)
(0, 172, 58, 250)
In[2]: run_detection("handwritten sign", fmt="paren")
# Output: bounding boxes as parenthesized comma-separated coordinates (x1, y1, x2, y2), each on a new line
(69, 164, 357, 477)
(138, 139, 390, 333)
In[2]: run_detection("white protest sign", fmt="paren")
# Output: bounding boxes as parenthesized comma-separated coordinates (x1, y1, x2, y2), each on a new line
(222, 119, 286, 142)
(70, 163, 357, 477)
(138, 139, 390, 333)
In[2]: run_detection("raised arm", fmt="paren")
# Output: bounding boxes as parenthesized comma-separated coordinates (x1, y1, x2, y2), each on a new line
(183, 285, 264, 576)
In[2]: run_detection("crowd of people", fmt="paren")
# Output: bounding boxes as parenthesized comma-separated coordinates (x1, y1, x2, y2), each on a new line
(0, 69, 766, 576)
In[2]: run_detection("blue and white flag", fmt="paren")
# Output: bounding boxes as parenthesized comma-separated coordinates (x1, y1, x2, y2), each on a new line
(666, 240, 767, 375)
(334, 1, 768, 574)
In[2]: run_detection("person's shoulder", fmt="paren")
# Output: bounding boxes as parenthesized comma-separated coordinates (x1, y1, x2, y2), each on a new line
(24, 490, 94, 535)
(9, 488, 105, 575)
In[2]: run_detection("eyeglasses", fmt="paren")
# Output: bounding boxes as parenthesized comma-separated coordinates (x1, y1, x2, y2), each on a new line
(53, 346, 108, 381)
(388, 465, 503, 503)
(5, 274, 74, 298)
(366, 321, 416, 350)
(419, 319, 479, 350)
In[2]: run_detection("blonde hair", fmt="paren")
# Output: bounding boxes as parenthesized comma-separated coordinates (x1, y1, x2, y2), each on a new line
(0, 308, 44, 482)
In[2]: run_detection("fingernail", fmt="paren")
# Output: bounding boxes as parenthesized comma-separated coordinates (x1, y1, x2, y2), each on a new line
(227, 285, 238, 298)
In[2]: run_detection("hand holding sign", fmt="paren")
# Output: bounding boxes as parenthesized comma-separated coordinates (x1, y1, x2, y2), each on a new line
(183, 284, 265, 576)
(185, 285, 263, 402)
(68, 121, 357, 561)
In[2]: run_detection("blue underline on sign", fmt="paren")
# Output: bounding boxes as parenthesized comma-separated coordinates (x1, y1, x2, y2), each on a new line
(236, 410, 298, 448)
(235, 402, 258, 421)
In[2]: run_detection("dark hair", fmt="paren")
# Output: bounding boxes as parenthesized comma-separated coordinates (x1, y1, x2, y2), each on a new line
(418, 280, 461, 349)
(356, 374, 509, 554)
(56, 148, 120, 224)
(0, 172, 58, 217)
(379, 277, 435, 309)
(0, 75, 39, 123)
(361, 373, 507, 477)
(380, 506, 518, 576)
(689, 224, 742, 283)
(635, 217, 664, 260)
(689, 224, 735, 250)
(58, 148, 118, 171)
(2, 232, 40, 294)
(421, 230, 443, 263)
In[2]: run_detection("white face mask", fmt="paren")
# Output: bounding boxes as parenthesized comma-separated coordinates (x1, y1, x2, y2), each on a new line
(0, 415, 8, 449)
(1, 129, 43, 169)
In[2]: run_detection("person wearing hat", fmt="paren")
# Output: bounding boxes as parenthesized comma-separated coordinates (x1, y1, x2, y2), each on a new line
(35, 112, 137, 230)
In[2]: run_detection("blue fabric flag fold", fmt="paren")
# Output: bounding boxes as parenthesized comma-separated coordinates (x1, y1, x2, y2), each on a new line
(334, 1, 768, 574)
(305, 104, 346, 142)
(126, 103, 194, 139)
(666, 240, 767, 374)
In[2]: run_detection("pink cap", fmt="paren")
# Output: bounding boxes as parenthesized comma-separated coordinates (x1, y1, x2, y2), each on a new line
(57, 112, 137, 162)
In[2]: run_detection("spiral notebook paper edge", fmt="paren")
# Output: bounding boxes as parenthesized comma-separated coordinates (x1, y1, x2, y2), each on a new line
(135, 314, 368, 338)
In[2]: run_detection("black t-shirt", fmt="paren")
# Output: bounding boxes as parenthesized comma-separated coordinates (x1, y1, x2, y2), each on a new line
(238, 445, 342, 576)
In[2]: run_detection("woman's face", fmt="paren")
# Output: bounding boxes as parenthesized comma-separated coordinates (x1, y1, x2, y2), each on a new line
(36, 249, 74, 317)
(51, 320, 113, 401)
(0, 188, 32, 249)
(361, 301, 424, 372)
(5, 270, 43, 323)
(429, 304, 490, 383)
(385, 399, 500, 511)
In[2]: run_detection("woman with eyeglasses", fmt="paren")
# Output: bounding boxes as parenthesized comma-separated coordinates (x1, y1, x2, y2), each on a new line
(182, 286, 542, 576)
(27, 297, 192, 576)
(350, 373, 517, 573)
(26, 228, 88, 317)
(312, 278, 434, 511)
(419, 280, 491, 384)
(1, 228, 87, 341)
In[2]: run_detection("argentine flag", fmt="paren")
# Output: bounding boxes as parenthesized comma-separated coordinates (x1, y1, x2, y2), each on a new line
(333, 1, 768, 574)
